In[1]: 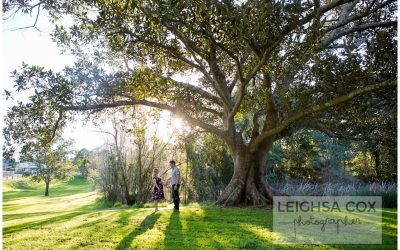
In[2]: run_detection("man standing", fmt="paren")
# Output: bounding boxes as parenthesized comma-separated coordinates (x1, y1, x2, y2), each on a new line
(169, 160, 180, 211)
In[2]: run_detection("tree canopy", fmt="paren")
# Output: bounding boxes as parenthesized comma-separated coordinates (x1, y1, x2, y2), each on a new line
(30, 137, 74, 196)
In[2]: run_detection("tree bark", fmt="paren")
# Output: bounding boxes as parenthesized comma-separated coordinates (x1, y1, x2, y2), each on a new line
(216, 140, 277, 206)
(124, 187, 134, 206)
(372, 149, 381, 182)
(44, 181, 50, 196)
(137, 143, 143, 203)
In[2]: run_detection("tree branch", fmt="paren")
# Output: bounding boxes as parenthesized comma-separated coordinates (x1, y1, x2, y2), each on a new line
(321, 20, 397, 48)
(160, 76, 223, 106)
(121, 28, 205, 72)
(185, 47, 231, 107)
(228, 0, 355, 121)
(298, 120, 393, 142)
(10, 2, 42, 32)
(49, 110, 63, 144)
(249, 80, 396, 152)
(61, 99, 226, 140)
(323, 0, 396, 34)
(120, 55, 223, 106)
(207, 46, 232, 107)
(297, 120, 360, 139)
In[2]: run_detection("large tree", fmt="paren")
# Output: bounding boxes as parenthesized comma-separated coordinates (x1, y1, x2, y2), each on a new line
(3, 0, 397, 205)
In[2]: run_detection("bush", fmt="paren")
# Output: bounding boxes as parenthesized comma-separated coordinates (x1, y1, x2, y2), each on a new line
(5, 178, 40, 190)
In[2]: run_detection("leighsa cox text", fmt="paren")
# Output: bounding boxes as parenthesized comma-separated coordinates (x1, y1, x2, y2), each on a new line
(273, 196, 382, 244)
(277, 200, 378, 213)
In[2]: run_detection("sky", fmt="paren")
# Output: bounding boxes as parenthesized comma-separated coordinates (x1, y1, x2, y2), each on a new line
(2, 9, 189, 154)
(2, 11, 107, 151)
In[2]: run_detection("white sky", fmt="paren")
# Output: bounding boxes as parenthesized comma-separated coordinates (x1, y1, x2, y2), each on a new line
(2, 11, 106, 151)
(2, 10, 189, 153)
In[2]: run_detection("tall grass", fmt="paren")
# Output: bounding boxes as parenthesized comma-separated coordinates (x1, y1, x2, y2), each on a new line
(273, 181, 397, 208)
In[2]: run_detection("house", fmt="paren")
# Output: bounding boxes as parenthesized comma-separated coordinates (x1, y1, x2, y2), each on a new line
(2, 159, 13, 171)
(15, 162, 39, 175)
(3, 160, 16, 179)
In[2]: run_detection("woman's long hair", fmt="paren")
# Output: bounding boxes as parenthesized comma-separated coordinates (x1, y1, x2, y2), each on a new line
(152, 168, 159, 178)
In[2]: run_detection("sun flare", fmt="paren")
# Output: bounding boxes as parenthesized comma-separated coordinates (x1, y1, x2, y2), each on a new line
(153, 112, 191, 142)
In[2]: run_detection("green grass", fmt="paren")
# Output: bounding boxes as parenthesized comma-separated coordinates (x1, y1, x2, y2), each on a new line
(3, 176, 398, 249)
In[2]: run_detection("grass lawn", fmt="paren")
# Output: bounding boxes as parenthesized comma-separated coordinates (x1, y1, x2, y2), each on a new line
(3, 176, 398, 249)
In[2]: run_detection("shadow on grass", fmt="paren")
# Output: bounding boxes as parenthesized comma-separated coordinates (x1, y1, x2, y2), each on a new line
(75, 209, 141, 230)
(164, 211, 184, 249)
(3, 190, 43, 202)
(183, 206, 273, 249)
(3, 203, 29, 212)
(3, 211, 87, 235)
(117, 210, 131, 225)
(3, 200, 110, 235)
(381, 210, 398, 246)
(75, 212, 118, 230)
(382, 210, 397, 224)
(115, 212, 161, 250)
(181, 204, 398, 250)
(3, 211, 61, 221)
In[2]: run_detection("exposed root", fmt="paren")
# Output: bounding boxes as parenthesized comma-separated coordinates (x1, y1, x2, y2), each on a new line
(216, 150, 280, 207)
(247, 182, 272, 206)
(216, 180, 244, 206)
(217, 180, 274, 207)
(224, 186, 242, 206)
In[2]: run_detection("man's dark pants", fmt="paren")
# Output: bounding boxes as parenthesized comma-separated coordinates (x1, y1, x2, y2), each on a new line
(172, 184, 180, 210)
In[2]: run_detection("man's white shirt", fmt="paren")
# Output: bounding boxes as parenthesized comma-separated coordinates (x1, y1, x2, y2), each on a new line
(171, 167, 180, 185)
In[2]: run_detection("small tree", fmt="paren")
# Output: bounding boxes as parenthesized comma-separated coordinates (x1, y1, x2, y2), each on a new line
(89, 109, 170, 205)
(32, 138, 74, 196)
(73, 148, 91, 178)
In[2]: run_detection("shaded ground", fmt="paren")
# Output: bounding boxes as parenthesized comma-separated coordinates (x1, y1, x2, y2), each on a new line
(3, 176, 397, 249)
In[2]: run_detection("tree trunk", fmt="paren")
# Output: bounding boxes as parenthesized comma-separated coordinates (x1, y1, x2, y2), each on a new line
(124, 188, 134, 206)
(184, 144, 190, 204)
(45, 181, 50, 196)
(216, 142, 277, 206)
(372, 149, 381, 181)
(137, 144, 142, 203)
(121, 162, 135, 206)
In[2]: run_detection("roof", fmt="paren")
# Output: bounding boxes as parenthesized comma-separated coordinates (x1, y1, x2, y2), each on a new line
(2, 159, 11, 166)
(15, 162, 39, 169)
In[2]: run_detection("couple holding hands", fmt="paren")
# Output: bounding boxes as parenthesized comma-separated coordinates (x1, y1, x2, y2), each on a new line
(151, 160, 180, 212)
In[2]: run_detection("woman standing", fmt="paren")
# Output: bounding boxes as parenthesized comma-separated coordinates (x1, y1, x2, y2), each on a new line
(151, 168, 165, 212)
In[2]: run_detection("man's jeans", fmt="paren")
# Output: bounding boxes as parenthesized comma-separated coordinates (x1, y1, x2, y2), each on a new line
(172, 184, 180, 210)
